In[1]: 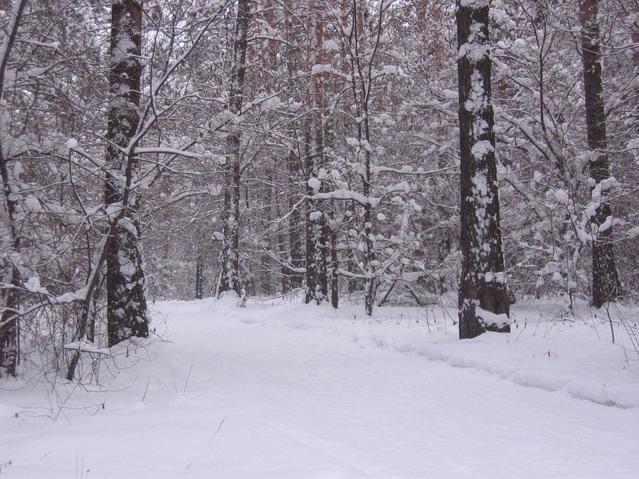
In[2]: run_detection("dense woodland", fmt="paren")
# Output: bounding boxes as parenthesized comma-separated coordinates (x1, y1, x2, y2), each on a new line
(1, 0, 638, 379)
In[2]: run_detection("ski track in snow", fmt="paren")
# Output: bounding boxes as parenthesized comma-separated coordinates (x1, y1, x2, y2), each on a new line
(1, 298, 639, 478)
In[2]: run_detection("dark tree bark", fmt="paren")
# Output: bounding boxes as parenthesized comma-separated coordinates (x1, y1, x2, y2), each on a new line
(67, 237, 110, 380)
(219, 0, 251, 297)
(304, 2, 328, 304)
(330, 227, 339, 308)
(0, 149, 21, 377)
(344, 0, 380, 316)
(456, 0, 510, 339)
(195, 255, 203, 299)
(287, 149, 304, 290)
(361, 94, 376, 317)
(0, 0, 27, 377)
(105, 0, 148, 347)
(304, 120, 329, 304)
(579, 0, 621, 307)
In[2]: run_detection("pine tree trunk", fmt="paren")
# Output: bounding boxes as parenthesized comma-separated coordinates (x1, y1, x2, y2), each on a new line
(456, 0, 510, 339)
(219, 0, 251, 297)
(304, 2, 328, 304)
(579, 0, 621, 307)
(304, 119, 328, 304)
(105, 0, 148, 347)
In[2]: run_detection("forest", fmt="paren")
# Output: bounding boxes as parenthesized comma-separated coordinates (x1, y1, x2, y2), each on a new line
(1, 0, 639, 477)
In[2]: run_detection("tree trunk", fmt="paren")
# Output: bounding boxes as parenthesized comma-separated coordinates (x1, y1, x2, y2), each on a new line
(330, 226, 339, 308)
(0, 0, 27, 378)
(456, 0, 510, 339)
(281, 1, 304, 292)
(350, 0, 377, 316)
(287, 149, 304, 290)
(579, 0, 621, 307)
(219, 0, 251, 297)
(362, 155, 376, 316)
(195, 255, 203, 299)
(304, 1, 328, 304)
(105, 0, 148, 347)
(304, 119, 328, 304)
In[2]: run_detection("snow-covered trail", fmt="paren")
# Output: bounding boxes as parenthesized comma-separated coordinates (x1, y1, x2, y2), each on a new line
(2, 299, 639, 478)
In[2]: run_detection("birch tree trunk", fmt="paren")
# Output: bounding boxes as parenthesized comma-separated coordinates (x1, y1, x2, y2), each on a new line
(579, 0, 621, 307)
(456, 0, 510, 339)
(219, 0, 251, 297)
(105, 0, 148, 347)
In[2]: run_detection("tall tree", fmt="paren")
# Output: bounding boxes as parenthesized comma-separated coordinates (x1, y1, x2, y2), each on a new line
(579, 0, 621, 307)
(456, 0, 510, 338)
(282, 0, 304, 292)
(349, 0, 379, 316)
(219, 0, 251, 297)
(0, 0, 27, 377)
(304, 0, 329, 304)
(105, 0, 149, 346)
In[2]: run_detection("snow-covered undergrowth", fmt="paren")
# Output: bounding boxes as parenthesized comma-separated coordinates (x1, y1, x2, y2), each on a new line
(1, 298, 638, 478)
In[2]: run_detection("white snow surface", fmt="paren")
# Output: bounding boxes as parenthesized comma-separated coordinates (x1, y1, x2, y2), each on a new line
(1, 299, 639, 478)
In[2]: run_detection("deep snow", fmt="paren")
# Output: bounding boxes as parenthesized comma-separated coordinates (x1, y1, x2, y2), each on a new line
(1, 298, 639, 478)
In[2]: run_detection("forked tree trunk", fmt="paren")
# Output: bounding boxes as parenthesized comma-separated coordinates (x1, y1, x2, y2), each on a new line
(105, 0, 148, 347)
(219, 0, 251, 297)
(579, 0, 621, 307)
(456, 0, 510, 339)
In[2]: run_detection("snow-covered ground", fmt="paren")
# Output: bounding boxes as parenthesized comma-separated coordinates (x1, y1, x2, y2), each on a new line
(1, 298, 639, 478)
